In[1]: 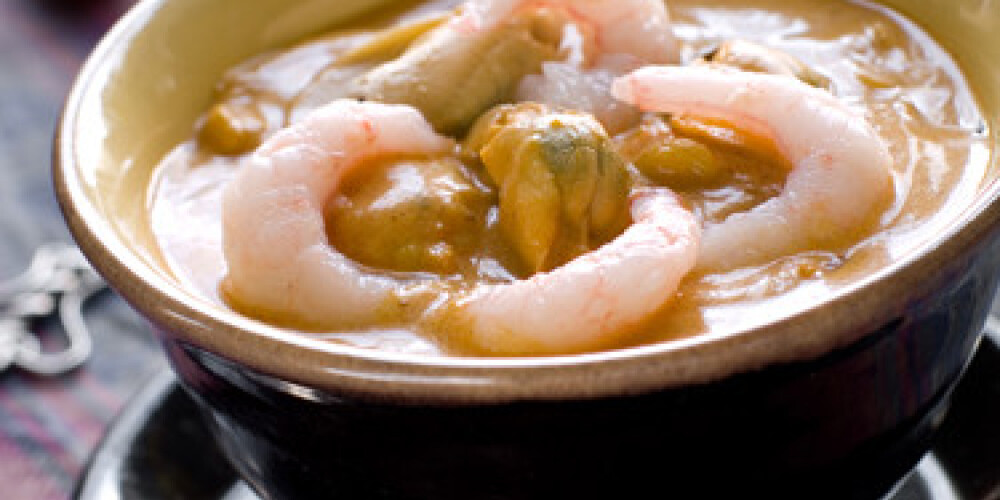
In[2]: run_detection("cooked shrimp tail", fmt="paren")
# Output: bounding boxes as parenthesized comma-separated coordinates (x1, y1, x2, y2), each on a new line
(612, 65, 893, 272)
(355, 0, 678, 134)
(222, 100, 453, 328)
(431, 187, 700, 356)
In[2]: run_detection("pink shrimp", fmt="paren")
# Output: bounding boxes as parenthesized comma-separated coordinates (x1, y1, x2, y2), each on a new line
(433, 187, 700, 356)
(478, 0, 680, 133)
(457, 0, 679, 65)
(221, 100, 453, 327)
(612, 65, 893, 272)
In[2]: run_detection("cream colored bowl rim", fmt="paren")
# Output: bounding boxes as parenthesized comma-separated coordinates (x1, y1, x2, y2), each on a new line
(56, 0, 1000, 404)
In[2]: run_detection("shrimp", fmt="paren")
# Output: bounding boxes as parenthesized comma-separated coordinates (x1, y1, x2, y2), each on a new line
(356, 0, 678, 134)
(432, 187, 700, 356)
(458, 0, 679, 66)
(221, 100, 453, 328)
(611, 65, 893, 272)
(500, 0, 680, 133)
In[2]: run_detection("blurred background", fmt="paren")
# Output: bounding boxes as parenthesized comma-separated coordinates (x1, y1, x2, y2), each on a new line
(0, 1, 163, 498)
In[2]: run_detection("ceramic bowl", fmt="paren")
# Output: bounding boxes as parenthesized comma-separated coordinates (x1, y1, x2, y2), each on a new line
(56, 0, 1000, 498)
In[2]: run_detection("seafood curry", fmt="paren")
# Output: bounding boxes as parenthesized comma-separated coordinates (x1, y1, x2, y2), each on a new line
(149, 0, 989, 356)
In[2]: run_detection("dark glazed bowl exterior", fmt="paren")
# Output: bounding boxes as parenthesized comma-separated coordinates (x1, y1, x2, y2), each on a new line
(54, 0, 1000, 499)
(163, 242, 998, 499)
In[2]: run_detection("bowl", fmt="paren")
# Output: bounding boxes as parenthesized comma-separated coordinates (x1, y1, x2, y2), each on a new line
(55, 0, 1000, 498)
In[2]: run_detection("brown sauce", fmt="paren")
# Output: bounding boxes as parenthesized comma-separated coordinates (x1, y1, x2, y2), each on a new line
(149, 0, 989, 356)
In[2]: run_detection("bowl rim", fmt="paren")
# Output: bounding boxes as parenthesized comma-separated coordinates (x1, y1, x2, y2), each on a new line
(54, 0, 1000, 404)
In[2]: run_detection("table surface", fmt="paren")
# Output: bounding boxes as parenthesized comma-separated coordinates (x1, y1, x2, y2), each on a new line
(0, 1, 162, 499)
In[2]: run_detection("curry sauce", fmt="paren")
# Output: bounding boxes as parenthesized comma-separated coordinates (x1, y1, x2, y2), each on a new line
(149, 0, 988, 356)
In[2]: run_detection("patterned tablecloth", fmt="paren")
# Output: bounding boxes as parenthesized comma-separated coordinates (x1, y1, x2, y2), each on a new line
(0, 1, 161, 498)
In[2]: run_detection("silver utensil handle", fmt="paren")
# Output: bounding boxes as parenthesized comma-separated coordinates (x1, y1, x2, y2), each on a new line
(0, 243, 106, 376)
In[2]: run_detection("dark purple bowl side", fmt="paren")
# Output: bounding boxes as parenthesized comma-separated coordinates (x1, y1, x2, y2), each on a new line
(155, 227, 1000, 500)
